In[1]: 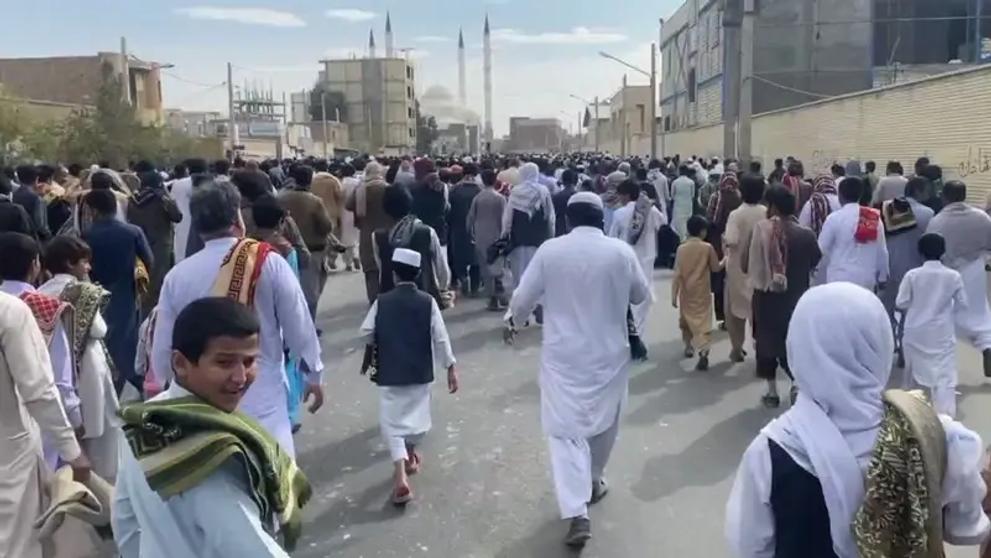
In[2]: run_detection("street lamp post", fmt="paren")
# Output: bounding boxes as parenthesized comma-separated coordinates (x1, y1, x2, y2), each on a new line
(569, 93, 601, 153)
(599, 46, 658, 160)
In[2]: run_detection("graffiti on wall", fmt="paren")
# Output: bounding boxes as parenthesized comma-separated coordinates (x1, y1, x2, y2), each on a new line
(954, 146, 991, 179)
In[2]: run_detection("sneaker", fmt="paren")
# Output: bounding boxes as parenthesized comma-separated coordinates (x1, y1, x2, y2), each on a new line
(729, 349, 745, 363)
(590, 478, 609, 505)
(563, 517, 591, 549)
(683, 346, 695, 359)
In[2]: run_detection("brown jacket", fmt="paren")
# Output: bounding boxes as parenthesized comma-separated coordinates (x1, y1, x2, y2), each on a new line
(277, 188, 334, 251)
(311, 172, 344, 232)
(346, 178, 392, 272)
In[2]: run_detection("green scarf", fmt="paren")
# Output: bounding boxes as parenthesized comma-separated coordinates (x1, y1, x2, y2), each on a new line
(120, 396, 312, 550)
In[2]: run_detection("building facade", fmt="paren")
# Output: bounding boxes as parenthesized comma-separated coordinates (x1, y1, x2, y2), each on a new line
(604, 84, 652, 156)
(507, 117, 566, 153)
(0, 52, 165, 125)
(320, 57, 417, 155)
(659, 0, 983, 135)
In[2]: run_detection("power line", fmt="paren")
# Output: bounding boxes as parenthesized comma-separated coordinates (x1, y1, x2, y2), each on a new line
(747, 74, 832, 99)
(161, 72, 226, 88)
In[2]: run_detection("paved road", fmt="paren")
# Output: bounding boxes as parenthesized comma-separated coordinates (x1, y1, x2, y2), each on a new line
(295, 269, 991, 558)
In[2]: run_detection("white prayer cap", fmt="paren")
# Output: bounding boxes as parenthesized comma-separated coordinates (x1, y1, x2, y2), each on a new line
(392, 248, 421, 268)
(568, 191, 604, 210)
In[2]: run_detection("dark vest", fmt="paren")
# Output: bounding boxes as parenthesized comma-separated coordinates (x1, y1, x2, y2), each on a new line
(374, 284, 434, 386)
(769, 439, 837, 558)
(510, 206, 549, 248)
(375, 224, 440, 303)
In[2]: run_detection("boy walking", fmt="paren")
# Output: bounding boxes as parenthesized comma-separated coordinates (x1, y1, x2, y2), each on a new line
(360, 248, 458, 505)
(672, 216, 724, 371)
(896, 232, 967, 416)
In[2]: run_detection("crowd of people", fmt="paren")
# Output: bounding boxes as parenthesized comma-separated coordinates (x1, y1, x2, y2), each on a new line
(1, 149, 991, 556)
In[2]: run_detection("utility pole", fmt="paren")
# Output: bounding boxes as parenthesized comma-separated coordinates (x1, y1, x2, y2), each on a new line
(594, 96, 600, 153)
(738, 0, 757, 164)
(321, 90, 329, 159)
(650, 42, 658, 160)
(227, 62, 238, 157)
(723, 0, 743, 160)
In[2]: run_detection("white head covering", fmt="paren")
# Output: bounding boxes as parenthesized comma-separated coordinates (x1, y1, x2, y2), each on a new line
(763, 282, 893, 558)
(568, 191, 604, 210)
(508, 163, 544, 217)
(392, 247, 421, 268)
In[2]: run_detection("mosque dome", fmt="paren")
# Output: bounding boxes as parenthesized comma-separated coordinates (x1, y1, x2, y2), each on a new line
(419, 84, 480, 127)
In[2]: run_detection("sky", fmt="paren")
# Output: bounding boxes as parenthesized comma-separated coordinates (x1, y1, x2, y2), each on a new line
(0, 0, 683, 137)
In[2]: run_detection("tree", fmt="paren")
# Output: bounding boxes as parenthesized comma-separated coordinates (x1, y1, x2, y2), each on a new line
(414, 100, 438, 154)
(308, 84, 346, 123)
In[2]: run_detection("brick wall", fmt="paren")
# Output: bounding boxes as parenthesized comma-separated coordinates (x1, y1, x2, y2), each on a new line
(657, 65, 991, 203)
(0, 57, 103, 106)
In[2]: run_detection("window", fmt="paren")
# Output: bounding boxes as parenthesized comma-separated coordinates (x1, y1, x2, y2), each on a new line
(407, 85, 413, 99)
(687, 68, 697, 103)
(409, 127, 414, 138)
(408, 107, 414, 119)
(664, 115, 671, 132)
(714, 11, 720, 46)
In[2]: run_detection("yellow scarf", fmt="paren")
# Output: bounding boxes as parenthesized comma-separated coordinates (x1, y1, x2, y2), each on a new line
(211, 238, 273, 307)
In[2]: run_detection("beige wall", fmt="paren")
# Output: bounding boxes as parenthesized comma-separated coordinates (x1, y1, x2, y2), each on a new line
(655, 65, 991, 203)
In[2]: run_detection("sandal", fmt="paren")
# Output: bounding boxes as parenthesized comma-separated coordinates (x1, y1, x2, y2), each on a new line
(761, 394, 781, 409)
(404, 451, 421, 475)
(392, 485, 412, 506)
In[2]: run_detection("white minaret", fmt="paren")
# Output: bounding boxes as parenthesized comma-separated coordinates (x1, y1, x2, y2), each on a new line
(458, 28, 467, 108)
(483, 15, 493, 143)
(368, 29, 377, 58)
(385, 12, 394, 58)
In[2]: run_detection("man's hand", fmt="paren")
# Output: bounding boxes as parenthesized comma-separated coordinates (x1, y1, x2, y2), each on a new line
(447, 366, 459, 394)
(304, 383, 325, 413)
(69, 452, 92, 483)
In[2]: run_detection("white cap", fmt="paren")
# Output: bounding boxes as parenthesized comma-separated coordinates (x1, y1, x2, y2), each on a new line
(392, 247, 421, 268)
(568, 191, 604, 210)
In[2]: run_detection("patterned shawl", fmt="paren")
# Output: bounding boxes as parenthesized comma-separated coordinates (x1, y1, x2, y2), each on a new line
(854, 390, 946, 558)
(120, 396, 312, 550)
(762, 216, 791, 293)
(59, 281, 114, 371)
(782, 174, 806, 213)
(19, 291, 73, 348)
(809, 175, 838, 237)
(709, 173, 741, 228)
(211, 239, 273, 308)
(627, 193, 654, 246)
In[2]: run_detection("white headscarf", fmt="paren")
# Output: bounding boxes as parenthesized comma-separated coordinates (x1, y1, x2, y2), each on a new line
(508, 162, 544, 217)
(763, 282, 893, 558)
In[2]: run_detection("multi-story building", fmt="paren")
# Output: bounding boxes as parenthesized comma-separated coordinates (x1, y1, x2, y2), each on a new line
(165, 109, 225, 138)
(508, 117, 566, 153)
(319, 57, 417, 155)
(0, 52, 166, 125)
(659, 0, 984, 135)
(605, 83, 652, 156)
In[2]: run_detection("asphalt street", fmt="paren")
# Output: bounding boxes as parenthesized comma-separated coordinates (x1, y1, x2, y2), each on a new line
(294, 269, 991, 558)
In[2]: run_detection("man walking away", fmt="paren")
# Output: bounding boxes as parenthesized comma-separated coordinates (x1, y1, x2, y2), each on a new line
(926, 180, 991, 378)
(743, 186, 821, 408)
(278, 164, 334, 320)
(817, 177, 889, 291)
(507, 192, 649, 548)
(13, 165, 50, 241)
(552, 169, 579, 237)
(468, 169, 508, 311)
(447, 164, 482, 297)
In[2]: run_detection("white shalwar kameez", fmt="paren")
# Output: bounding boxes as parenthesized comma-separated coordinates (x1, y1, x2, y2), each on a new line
(0, 293, 82, 558)
(360, 294, 456, 462)
(896, 261, 967, 416)
(953, 257, 991, 350)
(169, 176, 193, 263)
(817, 203, 889, 290)
(726, 283, 990, 558)
(152, 237, 323, 457)
(509, 226, 649, 519)
(0, 280, 81, 470)
(608, 201, 666, 336)
(39, 273, 122, 479)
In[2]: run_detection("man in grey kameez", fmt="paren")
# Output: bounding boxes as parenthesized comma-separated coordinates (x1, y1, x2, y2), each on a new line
(469, 169, 508, 310)
(880, 177, 934, 334)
